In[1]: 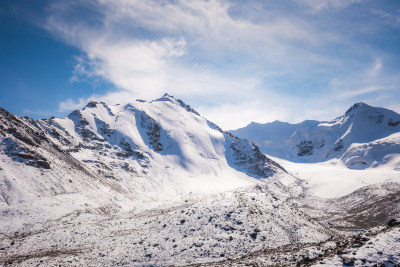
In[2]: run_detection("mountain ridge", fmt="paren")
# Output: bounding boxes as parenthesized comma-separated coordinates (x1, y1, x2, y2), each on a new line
(0, 94, 286, 208)
(231, 102, 400, 168)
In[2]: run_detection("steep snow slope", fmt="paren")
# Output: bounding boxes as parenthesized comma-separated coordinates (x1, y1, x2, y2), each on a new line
(232, 102, 400, 167)
(342, 132, 400, 169)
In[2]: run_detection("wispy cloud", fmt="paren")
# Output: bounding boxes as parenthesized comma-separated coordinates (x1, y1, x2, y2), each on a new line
(338, 85, 392, 99)
(23, 109, 55, 117)
(295, 0, 364, 14)
(331, 57, 399, 99)
(369, 8, 400, 27)
(58, 98, 89, 113)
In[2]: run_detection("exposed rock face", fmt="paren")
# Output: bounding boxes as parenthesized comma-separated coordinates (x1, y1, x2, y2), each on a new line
(96, 117, 114, 138)
(224, 132, 285, 178)
(138, 111, 163, 152)
(334, 139, 343, 152)
(387, 218, 400, 227)
(388, 119, 400, 127)
(0, 109, 56, 170)
(297, 140, 314, 156)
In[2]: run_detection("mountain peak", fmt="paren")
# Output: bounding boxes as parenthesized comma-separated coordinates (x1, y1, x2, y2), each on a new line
(155, 93, 200, 116)
(83, 101, 110, 109)
(83, 101, 100, 110)
(345, 102, 369, 115)
(154, 93, 176, 103)
(163, 93, 173, 98)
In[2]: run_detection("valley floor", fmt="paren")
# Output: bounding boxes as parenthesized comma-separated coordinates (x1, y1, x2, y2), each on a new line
(270, 156, 400, 199)
(1, 160, 400, 266)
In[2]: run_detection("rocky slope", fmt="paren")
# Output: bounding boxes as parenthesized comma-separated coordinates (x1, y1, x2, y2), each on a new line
(0, 183, 335, 266)
(231, 102, 400, 169)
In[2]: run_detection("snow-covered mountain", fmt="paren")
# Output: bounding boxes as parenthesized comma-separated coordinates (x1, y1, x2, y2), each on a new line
(1, 96, 399, 266)
(0, 93, 284, 205)
(232, 102, 400, 168)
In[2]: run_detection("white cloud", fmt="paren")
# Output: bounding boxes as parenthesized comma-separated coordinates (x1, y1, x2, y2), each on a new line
(198, 100, 289, 130)
(84, 37, 186, 99)
(46, 0, 334, 115)
(58, 98, 88, 112)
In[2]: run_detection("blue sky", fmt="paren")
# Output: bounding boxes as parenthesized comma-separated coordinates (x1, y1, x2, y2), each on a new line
(1, 0, 400, 129)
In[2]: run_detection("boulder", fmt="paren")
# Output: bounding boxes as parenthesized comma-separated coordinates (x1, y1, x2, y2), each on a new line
(387, 219, 400, 227)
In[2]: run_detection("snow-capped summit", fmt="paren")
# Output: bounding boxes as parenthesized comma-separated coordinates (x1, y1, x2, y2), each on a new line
(232, 102, 400, 168)
(154, 93, 201, 115)
(335, 102, 400, 143)
(344, 102, 365, 115)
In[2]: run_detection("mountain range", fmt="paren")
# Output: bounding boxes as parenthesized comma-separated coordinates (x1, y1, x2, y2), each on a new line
(0, 96, 399, 266)
(232, 102, 400, 169)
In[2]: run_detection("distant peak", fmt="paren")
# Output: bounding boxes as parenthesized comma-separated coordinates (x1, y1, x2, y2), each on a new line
(68, 109, 82, 119)
(271, 120, 290, 124)
(163, 93, 174, 98)
(83, 101, 112, 110)
(84, 101, 98, 109)
(154, 93, 200, 116)
(154, 93, 175, 103)
(80, 101, 114, 116)
(345, 102, 369, 115)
